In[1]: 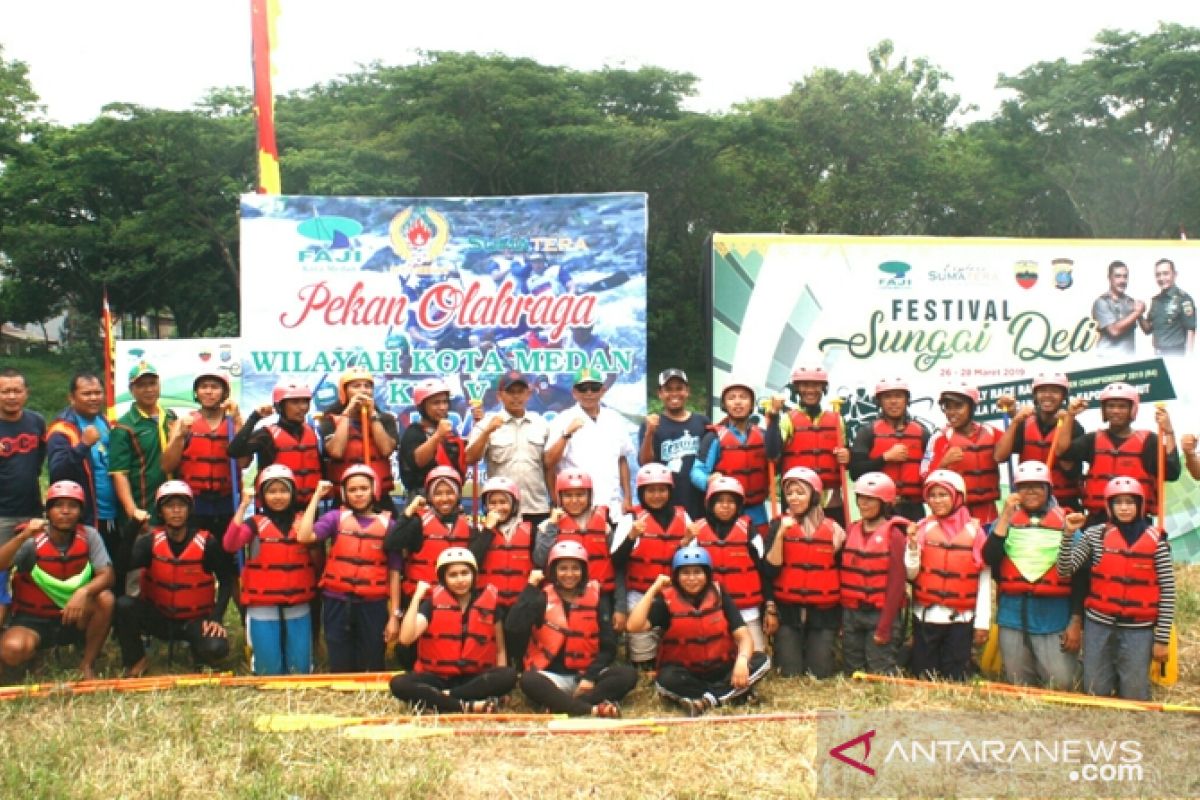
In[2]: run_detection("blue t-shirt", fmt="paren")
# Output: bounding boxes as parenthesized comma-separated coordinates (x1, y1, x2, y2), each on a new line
(0, 412, 46, 517)
(80, 416, 116, 521)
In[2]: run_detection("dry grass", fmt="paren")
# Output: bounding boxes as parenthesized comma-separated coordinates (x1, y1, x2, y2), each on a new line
(0, 566, 1196, 799)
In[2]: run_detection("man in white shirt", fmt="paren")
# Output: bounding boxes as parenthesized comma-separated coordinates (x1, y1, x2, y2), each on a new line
(466, 370, 554, 528)
(545, 368, 635, 517)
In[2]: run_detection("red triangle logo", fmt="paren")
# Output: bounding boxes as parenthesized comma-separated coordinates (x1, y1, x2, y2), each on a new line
(829, 729, 876, 776)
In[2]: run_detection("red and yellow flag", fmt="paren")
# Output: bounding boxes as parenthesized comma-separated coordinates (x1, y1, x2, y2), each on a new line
(102, 289, 117, 423)
(250, 0, 282, 194)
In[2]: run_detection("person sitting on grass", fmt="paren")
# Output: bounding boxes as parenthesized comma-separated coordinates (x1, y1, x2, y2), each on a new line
(627, 545, 770, 716)
(115, 481, 229, 677)
(506, 540, 636, 717)
(390, 548, 517, 713)
(0, 481, 114, 680)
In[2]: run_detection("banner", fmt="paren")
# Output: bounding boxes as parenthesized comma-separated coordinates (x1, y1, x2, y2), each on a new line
(115, 339, 243, 417)
(710, 235, 1200, 560)
(239, 192, 648, 460)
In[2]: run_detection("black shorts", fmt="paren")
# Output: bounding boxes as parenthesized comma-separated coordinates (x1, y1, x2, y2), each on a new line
(8, 613, 85, 650)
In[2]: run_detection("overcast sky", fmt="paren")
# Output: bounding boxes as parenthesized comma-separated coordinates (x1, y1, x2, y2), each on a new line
(5, 1, 1198, 126)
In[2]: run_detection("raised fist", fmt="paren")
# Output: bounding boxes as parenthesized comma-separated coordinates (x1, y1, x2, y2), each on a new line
(414, 580, 431, 596)
(81, 426, 101, 446)
(436, 418, 454, 437)
(405, 495, 427, 516)
(527, 569, 544, 587)
(1064, 512, 1086, 531)
(315, 480, 334, 499)
(644, 413, 660, 431)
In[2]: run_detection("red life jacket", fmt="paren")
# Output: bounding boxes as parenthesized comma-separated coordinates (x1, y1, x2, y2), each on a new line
(995, 507, 1072, 598)
(943, 425, 1000, 512)
(625, 506, 688, 592)
(913, 519, 984, 612)
(139, 530, 216, 621)
(781, 409, 842, 489)
(1086, 525, 1162, 623)
(178, 413, 236, 497)
(403, 511, 471, 598)
(240, 515, 317, 607)
(714, 424, 769, 505)
(268, 423, 322, 505)
(657, 584, 737, 672)
(869, 418, 925, 502)
(11, 528, 92, 618)
(696, 517, 762, 609)
(557, 507, 614, 593)
(320, 511, 392, 600)
(524, 580, 601, 673)
(323, 413, 395, 492)
(433, 430, 469, 480)
(771, 518, 841, 607)
(840, 520, 898, 610)
(478, 521, 533, 609)
(1018, 417, 1081, 505)
(416, 584, 499, 678)
(1083, 430, 1157, 516)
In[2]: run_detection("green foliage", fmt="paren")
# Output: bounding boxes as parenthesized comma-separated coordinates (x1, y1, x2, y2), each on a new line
(0, 352, 76, 419)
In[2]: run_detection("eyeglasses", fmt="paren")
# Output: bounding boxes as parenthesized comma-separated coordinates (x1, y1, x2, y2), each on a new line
(575, 383, 603, 393)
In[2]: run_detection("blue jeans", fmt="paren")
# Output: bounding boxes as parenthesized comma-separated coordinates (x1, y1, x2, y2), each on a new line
(1082, 617, 1152, 700)
(247, 606, 313, 676)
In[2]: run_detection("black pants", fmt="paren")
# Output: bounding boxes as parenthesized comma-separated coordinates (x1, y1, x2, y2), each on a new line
(192, 512, 241, 624)
(114, 596, 229, 668)
(389, 667, 518, 712)
(910, 619, 974, 681)
(656, 652, 771, 705)
(518, 665, 638, 716)
(323, 596, 388, 673)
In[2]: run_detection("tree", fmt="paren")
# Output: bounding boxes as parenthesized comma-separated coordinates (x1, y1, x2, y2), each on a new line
(997, 23, 1200, 237)
(0, 45, 39, 160)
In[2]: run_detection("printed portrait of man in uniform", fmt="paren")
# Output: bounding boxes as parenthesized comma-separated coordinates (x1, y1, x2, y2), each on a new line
(1139, 258, 1195, 356)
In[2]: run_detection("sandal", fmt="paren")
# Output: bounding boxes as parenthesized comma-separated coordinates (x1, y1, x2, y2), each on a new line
(461, 697, 499, 714)
(593, 701, 621, 719)
(683, 696, 714, 717)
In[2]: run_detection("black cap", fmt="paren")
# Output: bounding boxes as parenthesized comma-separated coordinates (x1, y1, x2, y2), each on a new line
(658, 368, 689, 387)
(497, 370, 530, 391)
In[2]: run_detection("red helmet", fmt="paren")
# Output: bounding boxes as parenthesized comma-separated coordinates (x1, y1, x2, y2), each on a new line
(1013, 460, 1051, 486)
(635, 463, 674, 489)
(853, 472, 897, 504)
(480, 476, 520, 506)
(547, 539, 589, 574)
(256, 464, 296, 495)
(46, 480, 86, 506)
(155, 480, 194, 506)
(1103, 476, 1145, 503)
(781, 465, 823, 497)
(341, 463, 380, 499)
(272, 380, 312, 405)
(337, 366, 374, 405)
(874, 377, 910, 399)
(1099, 382, 1139, 419)
(923, 469, 966, 504)
(193, 370, 231, 402)
(705, 476, 745, 504)
(555, 468, 593, 494)
(790, 366, 829, 385)
(719, 379, 757, 410)
(1031, 373, 1069, 393)
(424, 465, 462, 495)
(413, 378, 451, 409)
(940, 382, 981, 408)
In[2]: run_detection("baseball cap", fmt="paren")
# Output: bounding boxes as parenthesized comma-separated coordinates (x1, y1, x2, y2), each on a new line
(658, 368, 689, 387)
(128, 362, 160, 384)
(573, 367, 606, 387)
(497, 370, 530, 391)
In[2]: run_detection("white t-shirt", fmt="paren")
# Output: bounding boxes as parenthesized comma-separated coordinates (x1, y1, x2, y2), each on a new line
(549, 404, 636, 513)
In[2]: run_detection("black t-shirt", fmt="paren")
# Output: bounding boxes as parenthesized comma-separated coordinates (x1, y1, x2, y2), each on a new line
(0, 412, 46, 517)
(638, 412, 710, 520)
(398, 423, 465, 494)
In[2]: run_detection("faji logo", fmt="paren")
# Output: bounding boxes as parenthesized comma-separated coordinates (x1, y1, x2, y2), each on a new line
(297, 215, 364, 267)
(877, 261, 912, 289)
(829, 729, 876, 776)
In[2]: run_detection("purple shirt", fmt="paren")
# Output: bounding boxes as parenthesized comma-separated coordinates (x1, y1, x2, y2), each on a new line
(315, 509, 403, 600)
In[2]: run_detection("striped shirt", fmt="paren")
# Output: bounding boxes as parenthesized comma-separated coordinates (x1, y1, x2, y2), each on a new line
(1057, 524, 1175, 643)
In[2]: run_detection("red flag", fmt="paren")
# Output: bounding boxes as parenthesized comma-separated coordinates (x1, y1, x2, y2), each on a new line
(250, 0, 281, 194)
(102, 290, 117, 423)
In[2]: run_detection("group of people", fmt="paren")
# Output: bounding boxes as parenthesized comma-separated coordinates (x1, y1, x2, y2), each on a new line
(1092, 257, 1195, 356)
(0, 359, 1186, 711)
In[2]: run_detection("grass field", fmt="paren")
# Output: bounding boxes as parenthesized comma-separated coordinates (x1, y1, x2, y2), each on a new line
(0, 567, 1196, 800)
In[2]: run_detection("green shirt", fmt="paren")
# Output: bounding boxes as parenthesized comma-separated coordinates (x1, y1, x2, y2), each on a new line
(108, 404, 176, 512)
(1147, 285, 1196, 354)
